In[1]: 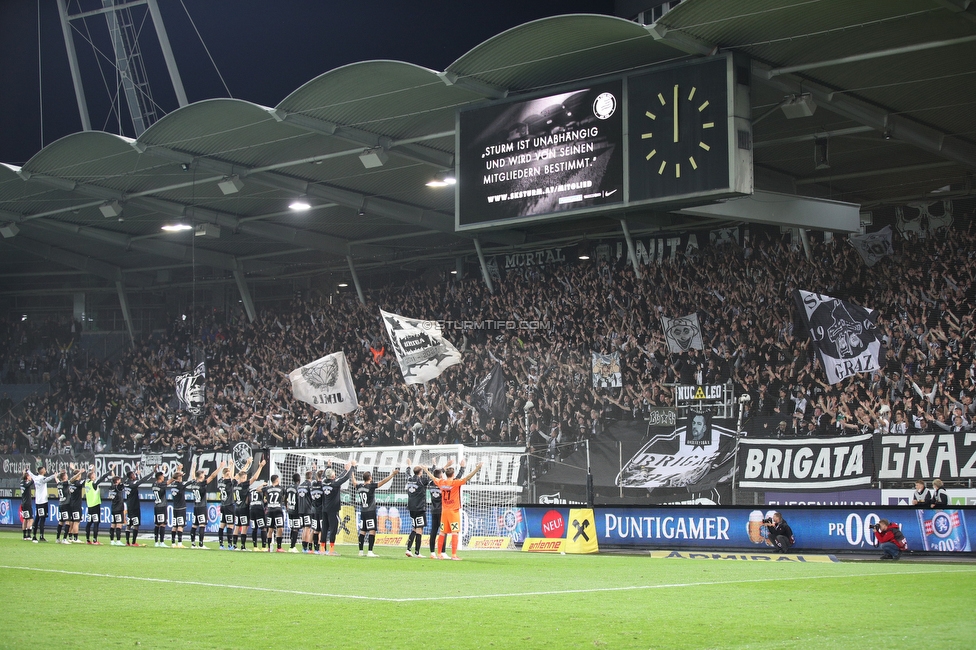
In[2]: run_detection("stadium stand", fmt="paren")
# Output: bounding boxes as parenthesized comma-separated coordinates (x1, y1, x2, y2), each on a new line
(1, 222, 974, 458)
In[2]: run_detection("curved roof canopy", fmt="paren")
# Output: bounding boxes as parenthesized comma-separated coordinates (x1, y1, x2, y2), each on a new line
(1, 3, 974, 305)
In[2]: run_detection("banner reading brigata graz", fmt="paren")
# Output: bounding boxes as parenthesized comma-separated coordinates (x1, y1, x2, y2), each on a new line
(517, 505, 974, 553)
(875, 432, 976, 481)
(737, 434, 874, 489)
(736, 432, 976, 488)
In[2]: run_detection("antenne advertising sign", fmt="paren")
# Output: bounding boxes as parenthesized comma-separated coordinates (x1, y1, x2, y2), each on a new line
(457, 80, 624, 230)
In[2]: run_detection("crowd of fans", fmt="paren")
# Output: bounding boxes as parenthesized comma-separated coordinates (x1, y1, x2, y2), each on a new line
(0, 218, 974, 458)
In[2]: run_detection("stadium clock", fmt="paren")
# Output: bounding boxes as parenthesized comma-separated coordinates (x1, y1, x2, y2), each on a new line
(627, 55, 749, 204)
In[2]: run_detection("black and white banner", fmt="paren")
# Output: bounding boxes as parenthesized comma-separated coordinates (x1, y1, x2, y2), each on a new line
(876, 432, 976, 481)
(709, 226, 740, 247)
(470, 362, 507, 422)
(1, 453, 95, 482)
(617, 418, 738, 490)
(175, 361, 206, 415)
(737, 434, 874, 489)
(794, 290, 883, 384)
(591, 352, 622, 388)
(381, 309, 462, 384)
(289, 351, 358, 415)
(849, 225, 893, 267)
(92, 452, 186, 483)
(662, 313, 704, 354)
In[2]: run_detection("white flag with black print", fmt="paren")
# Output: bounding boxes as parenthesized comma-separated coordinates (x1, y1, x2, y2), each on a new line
(175, 361, 206, 415)
(794, 290, 884, 384)
(849, 225, 893, 267)
(662, 313, 704, 354)
(380, 309, 462, 384)
(289, 351, 358, 415)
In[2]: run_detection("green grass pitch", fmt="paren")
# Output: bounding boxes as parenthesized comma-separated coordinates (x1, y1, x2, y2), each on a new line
(1, 532, 974, 649)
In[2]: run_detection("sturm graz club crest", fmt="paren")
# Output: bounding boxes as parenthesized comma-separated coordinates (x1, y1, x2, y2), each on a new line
(232, 442, 252, 471)
(301, 356, 339, 390)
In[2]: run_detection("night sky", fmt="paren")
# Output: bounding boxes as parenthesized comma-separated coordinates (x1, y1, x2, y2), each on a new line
(0, 1, 613, 166)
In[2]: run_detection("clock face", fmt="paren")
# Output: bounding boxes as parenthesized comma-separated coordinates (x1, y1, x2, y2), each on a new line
(628, 58, 730, 202)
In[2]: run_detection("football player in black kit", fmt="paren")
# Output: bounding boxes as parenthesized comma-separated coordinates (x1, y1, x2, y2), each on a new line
(67, 467, 86, 543)
(168, 464, 189, 548)
(233, 458, 264, 551)
(286, 474, 300, 553)
(55, 469, 71, 543)
(264, 475, 286, 552)
(56, 465, 84, 543)
(320, 460, 355, 555)
(20, 471, 34, 540)
(151, 469, 170, 547)
(187, 461, 224, 549)
(107, 473, 126, 545)
(247, 474, 269, 551)
(351, 468, 400, 557)
(124, 465, 155, 546)
(309, 470, 325, 553)
(404, 465, 430, 558)
(216, 464, 238, 550)
(296, 470, 314, 553)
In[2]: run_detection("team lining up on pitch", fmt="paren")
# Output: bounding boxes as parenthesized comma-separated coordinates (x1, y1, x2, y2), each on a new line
(19, 457, 483, 559)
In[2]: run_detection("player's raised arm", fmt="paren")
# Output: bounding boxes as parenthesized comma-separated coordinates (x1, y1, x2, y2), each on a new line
(205, 461, 225, 484)
(375, 468, 400, 488)
(459, 463, 483, 484)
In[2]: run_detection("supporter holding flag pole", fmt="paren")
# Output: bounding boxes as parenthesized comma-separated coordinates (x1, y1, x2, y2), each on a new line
(288, 351, 358, 415)
(794, 290, 884, 385)
(380, 309, 462, 384)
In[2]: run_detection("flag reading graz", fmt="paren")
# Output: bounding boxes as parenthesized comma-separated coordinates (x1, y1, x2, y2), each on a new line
(794, 290, 883, 384)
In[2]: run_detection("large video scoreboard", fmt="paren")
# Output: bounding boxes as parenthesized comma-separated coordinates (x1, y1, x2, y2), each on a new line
(456, 54, 753, 231)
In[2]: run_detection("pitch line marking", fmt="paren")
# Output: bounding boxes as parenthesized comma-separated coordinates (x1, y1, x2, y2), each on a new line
(2, 565, 973, 603)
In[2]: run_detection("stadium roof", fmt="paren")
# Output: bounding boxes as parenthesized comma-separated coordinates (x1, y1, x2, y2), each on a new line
(1, 0, 974, 309)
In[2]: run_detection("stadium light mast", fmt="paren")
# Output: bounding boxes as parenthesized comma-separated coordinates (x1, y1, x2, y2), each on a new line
(56, 0, 190, 138)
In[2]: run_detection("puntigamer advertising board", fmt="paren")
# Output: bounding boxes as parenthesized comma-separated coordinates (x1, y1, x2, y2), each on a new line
(517, 505, 974, 553)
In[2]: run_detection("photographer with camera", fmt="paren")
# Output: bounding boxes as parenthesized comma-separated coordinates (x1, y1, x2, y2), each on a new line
(762, 512, 794, 553)
(872, 519, 908, 560)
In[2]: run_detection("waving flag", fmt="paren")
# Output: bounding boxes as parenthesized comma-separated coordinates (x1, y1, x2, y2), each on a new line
(470, 363, 507, 422)
(289, 351, 358, 414)
(849, 226, 893, 267)
(662, 313, 704, 354)
(175, 362, 206, 415)
(794, 290, 884, 384)
(381, 309, 462, 384)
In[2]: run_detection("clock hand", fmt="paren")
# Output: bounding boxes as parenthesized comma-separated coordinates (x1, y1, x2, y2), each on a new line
(673, 84, 679, 144)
